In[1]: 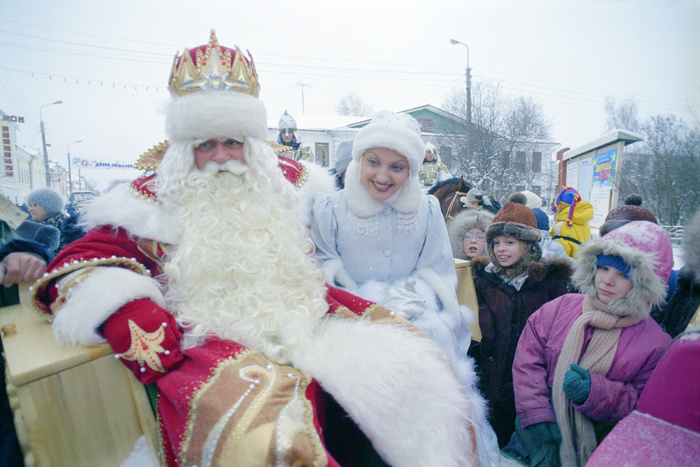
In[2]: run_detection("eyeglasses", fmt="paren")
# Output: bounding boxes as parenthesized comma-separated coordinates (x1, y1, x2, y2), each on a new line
(463, 232, 485, 240)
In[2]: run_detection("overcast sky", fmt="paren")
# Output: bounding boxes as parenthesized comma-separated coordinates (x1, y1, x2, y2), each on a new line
(1, 0, 698, 190)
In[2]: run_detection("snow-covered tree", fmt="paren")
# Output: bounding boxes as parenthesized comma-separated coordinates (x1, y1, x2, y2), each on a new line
(441, 81, 552, 202)
(607, 98, 700, 225)
(335, 93, 374, 117)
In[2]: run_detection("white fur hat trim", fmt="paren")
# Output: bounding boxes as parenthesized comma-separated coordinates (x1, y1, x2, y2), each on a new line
(165, 91, 267, 143)
(352, 110, 425, 175)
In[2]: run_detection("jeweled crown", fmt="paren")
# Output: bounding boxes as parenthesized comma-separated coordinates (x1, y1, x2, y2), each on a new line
(168, 30, 260, 97)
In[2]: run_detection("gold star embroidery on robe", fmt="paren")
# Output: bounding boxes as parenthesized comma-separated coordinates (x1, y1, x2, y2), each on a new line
(119, 319, 167, 373)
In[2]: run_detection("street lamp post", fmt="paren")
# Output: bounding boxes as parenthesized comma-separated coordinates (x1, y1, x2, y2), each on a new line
(450, 39, 472, 162)
(40, 100, 63, 187)
(67, 140, 82, 195)
(449, 39, 471, 125)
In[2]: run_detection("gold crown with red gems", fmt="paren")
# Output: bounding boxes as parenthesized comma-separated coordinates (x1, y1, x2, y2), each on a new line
(168, 30, 260, 97)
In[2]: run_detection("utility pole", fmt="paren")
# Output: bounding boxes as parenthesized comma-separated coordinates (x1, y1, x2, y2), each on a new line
(296, 82, 312, 113)
(67, 140, 82, 195)
(450, 39, 472, 160)
(39, 100, 63, 187)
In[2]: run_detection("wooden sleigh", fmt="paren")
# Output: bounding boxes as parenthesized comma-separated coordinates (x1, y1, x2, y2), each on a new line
(0, 283, 158, 467)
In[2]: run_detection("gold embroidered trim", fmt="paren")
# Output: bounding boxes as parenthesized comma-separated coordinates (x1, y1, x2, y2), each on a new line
(29, 256, 152, 321)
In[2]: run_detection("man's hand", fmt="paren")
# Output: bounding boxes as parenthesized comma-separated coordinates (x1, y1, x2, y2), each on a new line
(100, 299, 185, 384)
(0, 252, 47, 287)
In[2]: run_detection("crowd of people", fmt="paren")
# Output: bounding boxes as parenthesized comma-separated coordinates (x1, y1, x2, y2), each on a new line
(1, 30, 698, 467)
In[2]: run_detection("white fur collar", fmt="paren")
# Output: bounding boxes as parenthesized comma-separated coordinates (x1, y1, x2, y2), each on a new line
(80, 183, 178, 244)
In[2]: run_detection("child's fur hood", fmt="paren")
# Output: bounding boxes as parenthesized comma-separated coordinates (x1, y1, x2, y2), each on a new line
(573, 237, 668, 318)
(470, 256, 573, 285)
(447, 209, 494, 260)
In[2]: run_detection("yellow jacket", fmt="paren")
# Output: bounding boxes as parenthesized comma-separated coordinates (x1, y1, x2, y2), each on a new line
(551, 199, 594, 258)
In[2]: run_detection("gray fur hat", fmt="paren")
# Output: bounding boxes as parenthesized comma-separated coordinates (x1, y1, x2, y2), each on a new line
(573, 221, 673, 318)
(27, 188, 64, 216)
(448, 209, 494, 260)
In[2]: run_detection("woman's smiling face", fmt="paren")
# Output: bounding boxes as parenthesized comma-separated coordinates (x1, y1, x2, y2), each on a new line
(360, 148, 409, 202)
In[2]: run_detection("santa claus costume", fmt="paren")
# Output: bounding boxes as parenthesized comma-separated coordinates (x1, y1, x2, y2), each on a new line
(29, 31, 489, 466)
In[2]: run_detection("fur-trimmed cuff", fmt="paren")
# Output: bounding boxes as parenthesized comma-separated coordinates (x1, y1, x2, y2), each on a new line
(321, 259, 357, 289)
(52, 267, 165, 347)
(414, 268, 461, 333)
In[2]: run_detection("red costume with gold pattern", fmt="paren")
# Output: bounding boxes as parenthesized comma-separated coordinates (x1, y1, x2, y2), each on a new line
(29, 31, 480, 466)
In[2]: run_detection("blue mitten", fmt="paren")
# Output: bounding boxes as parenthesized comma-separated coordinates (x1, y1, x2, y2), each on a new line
(563, 363, 591, 404)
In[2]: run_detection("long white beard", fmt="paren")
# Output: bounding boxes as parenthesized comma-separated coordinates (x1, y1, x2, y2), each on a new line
(158, 148, 328, 364)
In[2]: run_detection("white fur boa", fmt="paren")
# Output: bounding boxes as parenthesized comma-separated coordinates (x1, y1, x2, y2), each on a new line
(289, 316, 480, 466)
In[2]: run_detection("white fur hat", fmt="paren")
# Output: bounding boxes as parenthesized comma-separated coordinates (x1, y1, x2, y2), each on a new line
(352, 110, 425, 175)
(164, 90, 267, 143)
(345, 111, 425, 216)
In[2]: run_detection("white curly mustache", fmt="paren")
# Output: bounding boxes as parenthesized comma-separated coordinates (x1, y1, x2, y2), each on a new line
(201, 159, 249, 176)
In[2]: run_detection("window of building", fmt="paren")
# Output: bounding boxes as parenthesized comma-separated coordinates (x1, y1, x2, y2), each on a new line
(316, 143, 329, 167)
(532, 152, 542, 173)
(416, 117, 435, 133)
(501, 150, 510, 167)
(516, 151, 526, 172)
(532, 186, 541, 196)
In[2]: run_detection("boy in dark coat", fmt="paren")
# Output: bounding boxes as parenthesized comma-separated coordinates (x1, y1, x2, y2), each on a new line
(471, 202, 573, 447)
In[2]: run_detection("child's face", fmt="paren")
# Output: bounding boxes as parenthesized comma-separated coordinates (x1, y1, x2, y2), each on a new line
(360, 148, 409, 202)
(594, 265, 633, 304)
(463, 228, 486, 259)
(492, 235, 526, 267)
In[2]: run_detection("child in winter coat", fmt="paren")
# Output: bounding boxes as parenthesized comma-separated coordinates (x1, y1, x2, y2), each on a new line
(471, 202, 573, 447)
(511, 221, 673, 466)
(448, 209, 494, 260)
(551, 187, 594, 258)
(310, 110, 506, 466)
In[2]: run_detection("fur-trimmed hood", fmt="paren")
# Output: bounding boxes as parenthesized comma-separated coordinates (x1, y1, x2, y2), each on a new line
(448, 209, 494, 260)
(573, 221, 673, 318)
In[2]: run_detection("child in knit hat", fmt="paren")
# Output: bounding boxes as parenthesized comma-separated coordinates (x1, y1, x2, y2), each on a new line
(551, 187, 594, 258)
(471, 202, 573, 447)
(447, 209, 494, 260)
(511, 221, 673, 466)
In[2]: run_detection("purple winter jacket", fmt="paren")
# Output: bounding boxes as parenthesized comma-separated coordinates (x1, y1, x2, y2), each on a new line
(513, 293, 671, 429)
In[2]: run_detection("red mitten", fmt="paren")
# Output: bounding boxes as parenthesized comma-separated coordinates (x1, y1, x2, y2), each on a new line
(100, 299, 185, 384)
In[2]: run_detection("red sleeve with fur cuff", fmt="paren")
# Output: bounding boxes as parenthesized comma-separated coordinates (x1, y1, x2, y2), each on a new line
(100, 299, 184, 384)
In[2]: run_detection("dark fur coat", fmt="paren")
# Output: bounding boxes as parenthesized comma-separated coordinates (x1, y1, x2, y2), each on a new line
(471, 256, 573, 446)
